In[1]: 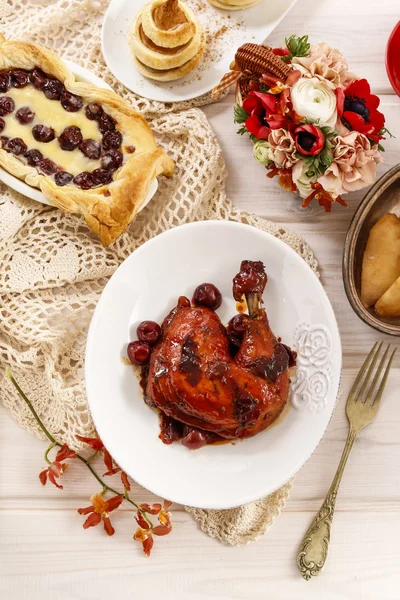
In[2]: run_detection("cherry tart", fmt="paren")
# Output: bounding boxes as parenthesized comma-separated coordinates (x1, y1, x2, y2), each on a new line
(0, 34, 174, 246)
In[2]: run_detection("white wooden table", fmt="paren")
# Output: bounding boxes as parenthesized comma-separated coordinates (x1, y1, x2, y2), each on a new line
(1, 0, 400, 598)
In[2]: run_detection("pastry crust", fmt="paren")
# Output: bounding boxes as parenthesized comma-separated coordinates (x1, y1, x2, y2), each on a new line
(130, 0, 205, 82)
(141, 0, 195, 48)
(132, 33, 206, 81)
(0, 34, 175, 246)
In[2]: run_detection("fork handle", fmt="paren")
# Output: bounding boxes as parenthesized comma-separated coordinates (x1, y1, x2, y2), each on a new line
(296, 428, 358, 580)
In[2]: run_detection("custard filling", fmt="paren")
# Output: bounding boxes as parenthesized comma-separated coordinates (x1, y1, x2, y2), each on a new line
(3, 87, 102, 175)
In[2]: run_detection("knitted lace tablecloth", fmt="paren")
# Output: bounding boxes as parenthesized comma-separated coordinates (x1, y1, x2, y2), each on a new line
(0, 0, 318, 546)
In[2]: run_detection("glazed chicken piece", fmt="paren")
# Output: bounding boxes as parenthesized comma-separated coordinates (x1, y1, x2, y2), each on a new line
(146, 261, 290, 444)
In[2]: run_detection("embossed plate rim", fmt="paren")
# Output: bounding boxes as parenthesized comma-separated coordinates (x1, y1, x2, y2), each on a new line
(86, 221, 342, 509)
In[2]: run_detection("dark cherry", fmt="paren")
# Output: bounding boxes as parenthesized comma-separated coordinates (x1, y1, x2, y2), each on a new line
(10, 69, 30, 88)
(0, 137, 9, 151)
(43, 78, 64, 100)
(16, 106, 35, 125)
(60, 90, 83, 112)
(192, 283, 222, 311)
(227, 314, 249, 340)
(158, 414, 184, 445)
(6, 137, 27, 156)
(73, 171, 94, 189)
(0, 72, 10, 93)
(85, 102, 103, 120)
(32, 124, 55, 143)
(31, 68, 48, 90)
(0, 96, 15, 116)
(0, 117, 5, 133)
(54, 171, 74, 186)
(58, 126, 83, 151)
(102, 130, 122, 150)
(181, 428, 211, 450)
(91, 168, 113, 186)
(98, 112, 116, 133)
(137, 321, 162, 346)
(127, 341, 151, 366)
(101, 148, 123, 170)
(79, 138, 101, 160)
(24, 149, 43, 166)
(38, 158, 57, 175)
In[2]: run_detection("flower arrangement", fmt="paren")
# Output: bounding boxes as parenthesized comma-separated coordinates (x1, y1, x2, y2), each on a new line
(6, 369, 171, 557)
(216, 36, 391, 211)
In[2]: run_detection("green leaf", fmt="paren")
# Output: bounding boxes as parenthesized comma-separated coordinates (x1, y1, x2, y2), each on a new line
(234, 104, 249, 124)
(378, 143, 385, 152)
(285, 34, 310, 59)
(237, 126, 247, 136)
(378, 127, 395, 139)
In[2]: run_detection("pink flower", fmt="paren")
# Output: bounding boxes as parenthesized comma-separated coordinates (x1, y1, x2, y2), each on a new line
(317, 131, 382, 197)
(292, 42, 356, 89)
(267, 128, 298, 169)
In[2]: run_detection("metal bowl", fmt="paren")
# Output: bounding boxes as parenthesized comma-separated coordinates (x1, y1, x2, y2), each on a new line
(343, 164, 400, 336)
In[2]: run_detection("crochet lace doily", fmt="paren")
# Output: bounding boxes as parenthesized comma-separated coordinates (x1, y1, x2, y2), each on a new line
(0, 0, 318, 546)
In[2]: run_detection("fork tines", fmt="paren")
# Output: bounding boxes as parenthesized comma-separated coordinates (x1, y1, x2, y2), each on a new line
(348, 342, 397, 408)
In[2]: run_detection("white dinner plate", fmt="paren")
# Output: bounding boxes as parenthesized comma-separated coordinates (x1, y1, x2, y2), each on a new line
(85, 221, 341, 509)
(0, 60, 158, 208)
(101, 0, 298, 102)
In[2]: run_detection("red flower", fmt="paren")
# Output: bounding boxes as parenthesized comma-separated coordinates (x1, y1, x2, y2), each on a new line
(293, 124, 325, 157)
(133, 501, 173, 557)
(337, 79, 385, 143)
(302, 182, 348, 212)
(39, 444, 77, 489)
(133, 527, 154, 557)
(121, 471, 131, 491)
(267, 166, 296, 193)
(140, 503, 162, 515)
(78, 493, 123, 536)
(272, 47, 290, 57)
(242, 92, 287, 139)
(76, 435, 104, 451)
(103, 448, 121, 477)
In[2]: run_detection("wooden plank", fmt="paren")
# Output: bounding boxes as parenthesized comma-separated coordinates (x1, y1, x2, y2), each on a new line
(1, 509, 400, 600)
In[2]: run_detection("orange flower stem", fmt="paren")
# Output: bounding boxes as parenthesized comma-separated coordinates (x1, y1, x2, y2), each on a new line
(7, 368, 154, 529)
(6, 369, 56, 444)
(44, 442, 57, 465)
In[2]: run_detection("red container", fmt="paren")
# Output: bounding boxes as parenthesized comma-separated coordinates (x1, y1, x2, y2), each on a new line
(386, 20, 400, 97)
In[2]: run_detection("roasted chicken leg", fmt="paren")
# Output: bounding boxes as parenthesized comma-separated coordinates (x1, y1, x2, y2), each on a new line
(146, 261, 290, 443)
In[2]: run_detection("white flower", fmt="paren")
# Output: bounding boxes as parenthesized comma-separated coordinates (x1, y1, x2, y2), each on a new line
(253, 140, 271, 165)
(291, 77, 337, 128)
(292, 161, 316, 199)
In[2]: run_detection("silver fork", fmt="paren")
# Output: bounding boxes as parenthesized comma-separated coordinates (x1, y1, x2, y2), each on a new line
(296, 342, 397, 580)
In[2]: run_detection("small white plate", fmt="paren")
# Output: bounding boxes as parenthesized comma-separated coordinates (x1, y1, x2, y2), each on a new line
(0, 60, 158, 208)
(101, 0, 298, 102)
(85, 221, 341, 509)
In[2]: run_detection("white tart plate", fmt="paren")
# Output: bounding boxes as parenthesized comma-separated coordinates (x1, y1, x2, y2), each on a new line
(101, 0, 298, 102)
(0, 60, 158, 207)
(85, 221, 341, 509)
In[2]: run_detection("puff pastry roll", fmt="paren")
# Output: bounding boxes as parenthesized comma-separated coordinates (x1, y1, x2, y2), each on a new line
(130, 0, 206, 81)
